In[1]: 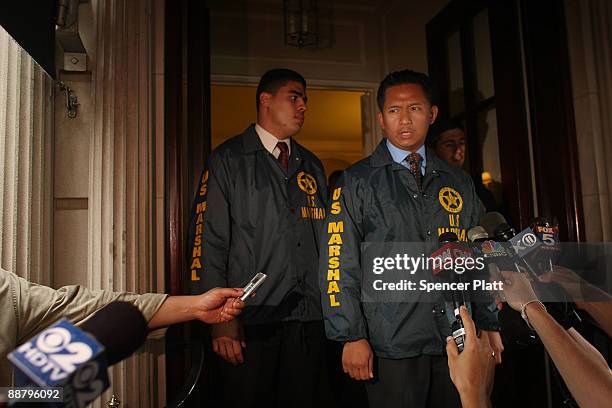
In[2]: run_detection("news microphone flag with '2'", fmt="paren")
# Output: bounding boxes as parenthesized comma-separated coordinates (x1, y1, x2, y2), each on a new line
(7, 301, 149, 407)
(8, 319, 109, 407)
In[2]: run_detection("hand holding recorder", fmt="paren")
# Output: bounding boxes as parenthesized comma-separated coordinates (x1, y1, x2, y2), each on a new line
(211, 273, 268, 365)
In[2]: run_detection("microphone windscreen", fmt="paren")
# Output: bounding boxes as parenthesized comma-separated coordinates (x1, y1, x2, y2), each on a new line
(438, 231, 458, 243)
(81, 301, 148, 366)
(480, 212, 507, 236)
(467, 226, 488, 242)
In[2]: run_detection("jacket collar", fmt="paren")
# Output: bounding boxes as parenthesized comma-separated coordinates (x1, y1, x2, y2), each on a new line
(370, 139, 395, 167)
(370, 138, 450, 176)
(241, 123, 305, 177)
(242, 124, 266, 153)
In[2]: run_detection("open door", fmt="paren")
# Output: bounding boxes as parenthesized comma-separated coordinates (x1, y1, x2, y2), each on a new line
(165, 0, 212, 404)
(427, 2, 583, 408)
(427, 0, 534, 232)
(427, 0, 583, 241)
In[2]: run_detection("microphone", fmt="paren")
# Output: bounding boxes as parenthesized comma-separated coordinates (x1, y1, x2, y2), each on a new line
(481, 215, 580, 331)
(7, 302, 148, 407)
(430, 232, 473, 275)
(480, 212, 542, 276)
(439, 231, 459, 244)
(480, 212, 541, 255)
(528, 217, 561, 274)
(528, 218, 581, 329)
(467, 226, 488, 242)
(80, 301, 148, 366)
(468, 225, 510, 264)
(434, 232, 467, 352)
(480, 212, 515, 241)
(469, 222, 540, 347)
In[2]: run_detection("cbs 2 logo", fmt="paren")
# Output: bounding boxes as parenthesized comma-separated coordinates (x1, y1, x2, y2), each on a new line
(36, 327, 93, 372)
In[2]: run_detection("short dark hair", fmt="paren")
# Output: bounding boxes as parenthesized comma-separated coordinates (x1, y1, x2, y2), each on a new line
(376, 69, 436, 111)
(256, 69, 306, 111)
(426, 118, 464, 148)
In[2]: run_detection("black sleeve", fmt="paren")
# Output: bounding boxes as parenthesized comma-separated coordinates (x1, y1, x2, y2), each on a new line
(319, 173, 368, 342)
(188, 152, 232, 294)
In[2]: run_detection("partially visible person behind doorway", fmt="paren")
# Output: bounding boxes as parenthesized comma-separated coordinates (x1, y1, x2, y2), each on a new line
(427, 119, 499, 213)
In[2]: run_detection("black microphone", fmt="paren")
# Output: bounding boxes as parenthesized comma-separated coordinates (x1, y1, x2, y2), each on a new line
(467, 226, 488, 243)
(439, 231, 459, 244)
(481, 215, 580, 331)
(8, 301, 148, 407)
(469, 222, 541, 348)
(80, 301, 148, 366)
(480, 212, 541, 276)
(481, 212, 516, 241)
(436, 232, 467, 352)
(436, 232, 472, 300)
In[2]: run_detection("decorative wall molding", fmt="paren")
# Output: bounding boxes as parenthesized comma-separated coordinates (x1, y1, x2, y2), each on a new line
(210, 11, 368, 67)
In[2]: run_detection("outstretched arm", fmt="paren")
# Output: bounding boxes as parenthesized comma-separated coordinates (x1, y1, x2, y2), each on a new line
(501, 270, 612, 408)
(148, 288, 244, 329)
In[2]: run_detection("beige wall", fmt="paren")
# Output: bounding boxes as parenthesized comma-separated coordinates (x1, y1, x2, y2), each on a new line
(208, 0, 451, 157)
(380, 0, 451, 74)
(210, 0, 450, 82)
(52, 0, 167, 406)
(54, 73, 92, 287)
(210, 1, 384, 83)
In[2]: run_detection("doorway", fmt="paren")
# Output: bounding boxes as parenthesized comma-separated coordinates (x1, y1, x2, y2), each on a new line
(211, 84, 367, 177)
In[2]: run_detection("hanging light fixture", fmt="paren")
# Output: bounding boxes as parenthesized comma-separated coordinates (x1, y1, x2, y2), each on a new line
(283, 0, 318, 48)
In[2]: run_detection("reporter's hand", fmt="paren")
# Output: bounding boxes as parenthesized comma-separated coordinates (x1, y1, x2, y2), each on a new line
(194, 287, 245, 324)
(539, 265, 582, 284)
(446, 306, 486, 406)
(342, 339, 374, 380)
(483, 330, 504, 365)
(538, 265, 584, 299)
(490, 263, 538, 312)
(211, 319, 246, 365)
(498, 270, 539, 312)
(479, 331, 497, 402)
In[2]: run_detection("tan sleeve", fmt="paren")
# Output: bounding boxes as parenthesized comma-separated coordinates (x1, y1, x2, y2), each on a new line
(12, 271, 168, 344)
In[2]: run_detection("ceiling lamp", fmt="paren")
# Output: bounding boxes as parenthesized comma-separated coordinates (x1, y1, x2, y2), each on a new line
(283, 0, 318, 48)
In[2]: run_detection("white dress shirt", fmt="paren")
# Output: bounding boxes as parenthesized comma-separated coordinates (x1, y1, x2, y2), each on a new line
(255, 123, 291, 159)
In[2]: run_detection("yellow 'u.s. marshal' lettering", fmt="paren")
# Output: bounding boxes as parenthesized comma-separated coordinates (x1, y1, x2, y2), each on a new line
(437, 227, 467, 242)
(325, 187, 344, 307)
(191, 171, 209, 281)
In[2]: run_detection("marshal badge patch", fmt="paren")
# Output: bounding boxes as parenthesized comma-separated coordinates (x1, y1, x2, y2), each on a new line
(438, 187, 463, 213)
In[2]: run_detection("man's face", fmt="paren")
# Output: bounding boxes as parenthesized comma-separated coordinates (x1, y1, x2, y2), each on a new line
(435, 128, 466, 167)
(260, 80, 308, 139)
(377, 83, 438, 152)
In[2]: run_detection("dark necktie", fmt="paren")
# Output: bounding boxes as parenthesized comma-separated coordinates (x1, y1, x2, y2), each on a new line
(276, 141, 289, 172)
(406, 152, 423, 191)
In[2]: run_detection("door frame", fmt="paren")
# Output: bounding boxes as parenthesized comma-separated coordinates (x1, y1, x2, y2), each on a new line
(210, 74, 383, 156)
(426, 0, 583, 242)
